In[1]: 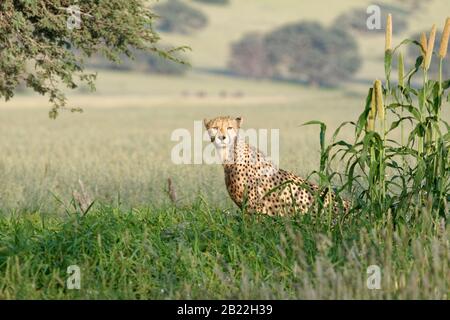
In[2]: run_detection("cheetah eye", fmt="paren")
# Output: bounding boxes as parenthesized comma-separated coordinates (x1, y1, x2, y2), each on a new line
(227, 127, 233, 130)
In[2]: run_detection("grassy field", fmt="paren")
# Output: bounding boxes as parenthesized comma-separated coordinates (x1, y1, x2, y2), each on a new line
(0, 0, 449, 299)
(1, 202, 448, 299)
(1, 92, 448, 299)
(0, 94, 360, 212)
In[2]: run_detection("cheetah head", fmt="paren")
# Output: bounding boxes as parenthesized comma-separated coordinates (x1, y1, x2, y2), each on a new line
(203, 116, 243, 149)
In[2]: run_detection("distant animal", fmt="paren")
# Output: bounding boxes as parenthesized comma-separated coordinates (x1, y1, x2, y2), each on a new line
(204, 116, 350, 216)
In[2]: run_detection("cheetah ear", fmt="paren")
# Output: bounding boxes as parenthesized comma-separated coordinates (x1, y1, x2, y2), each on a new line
(203, 118, 209, 128)
(235, 117, 243, 127)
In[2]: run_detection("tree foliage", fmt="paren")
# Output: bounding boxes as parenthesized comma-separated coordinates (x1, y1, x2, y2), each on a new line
(229, 22, 361, 86)
(228, 33, 271, 78)
(0, 0, 184, 117)
(154, 0, 208, 35)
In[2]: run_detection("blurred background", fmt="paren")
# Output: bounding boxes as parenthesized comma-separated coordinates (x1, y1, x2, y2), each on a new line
(0, 0, 449, 212)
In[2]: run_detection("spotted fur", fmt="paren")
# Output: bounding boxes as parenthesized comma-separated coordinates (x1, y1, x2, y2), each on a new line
(204, 116, 350, 216)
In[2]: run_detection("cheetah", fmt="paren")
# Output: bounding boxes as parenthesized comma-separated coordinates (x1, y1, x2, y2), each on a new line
(204, 116, 350, 216)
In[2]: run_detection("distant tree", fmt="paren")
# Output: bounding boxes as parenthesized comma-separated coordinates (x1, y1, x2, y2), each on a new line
(334, 5, 408, 35)
(228, 33, 271, 78)
(192, 0, 230, 5)
(0, 0, 185, 118)
(229, 21, 361, 86)
(407, 30, 450, 79)
(155, 0, 208, 35)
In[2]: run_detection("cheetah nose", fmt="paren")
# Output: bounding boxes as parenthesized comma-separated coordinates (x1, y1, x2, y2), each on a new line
(218, 135, 226, 141)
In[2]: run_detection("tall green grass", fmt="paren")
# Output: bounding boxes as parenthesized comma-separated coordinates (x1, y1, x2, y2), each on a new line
(306, 18, 450, 221)
(0, 201, 448, 299)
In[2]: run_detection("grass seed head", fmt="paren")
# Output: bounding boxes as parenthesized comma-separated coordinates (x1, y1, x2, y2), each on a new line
(424, 24, 437, 70)
(398, 52, 404, 87)
(385, 14, 393, 52)
(370, 87, 377, 116)
(420, 32, 428, 58)
(366, 118, 375, 132)
(374, 79, 384, 121)
(438, 17, 450, 59)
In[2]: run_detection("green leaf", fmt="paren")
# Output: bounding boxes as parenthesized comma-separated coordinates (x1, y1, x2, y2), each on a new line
(356, 88, 373, 139)
(442, 79, 450, 90)
(302, 121, 327, 152)
(406, 56, 423, 87)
